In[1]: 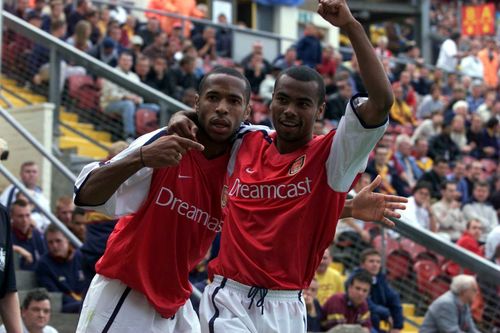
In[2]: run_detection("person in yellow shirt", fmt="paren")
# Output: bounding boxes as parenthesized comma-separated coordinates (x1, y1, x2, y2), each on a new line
(390, 82, 416, 127)
(315, 249, 344, 305)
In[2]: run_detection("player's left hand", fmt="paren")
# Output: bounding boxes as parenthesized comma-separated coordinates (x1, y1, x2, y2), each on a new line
(351, 176, 407, 228)
(167, 110, 198, 141)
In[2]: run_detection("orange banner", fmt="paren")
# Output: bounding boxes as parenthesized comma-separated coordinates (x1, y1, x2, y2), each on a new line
(462, 3, 495, 36)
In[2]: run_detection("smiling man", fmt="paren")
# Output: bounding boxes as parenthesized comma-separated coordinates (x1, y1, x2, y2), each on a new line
(198, 0, 395, 332)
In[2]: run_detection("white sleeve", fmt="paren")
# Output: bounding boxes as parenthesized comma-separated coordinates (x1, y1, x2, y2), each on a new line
(227, 123, 273, 176)
(74, 128, 167, 217)
(326, 96, 388, 192)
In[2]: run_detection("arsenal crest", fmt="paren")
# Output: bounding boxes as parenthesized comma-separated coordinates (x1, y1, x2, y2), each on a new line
(289, 155, 306, 175)
(221, 185, 229, 208)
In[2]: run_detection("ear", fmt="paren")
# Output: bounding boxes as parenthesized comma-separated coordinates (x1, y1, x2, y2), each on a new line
(243, 103, 252, 121)
(316, 101, 326, 120)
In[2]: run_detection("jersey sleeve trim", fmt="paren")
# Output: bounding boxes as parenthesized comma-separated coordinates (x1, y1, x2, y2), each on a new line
(349, 93, 389, 129)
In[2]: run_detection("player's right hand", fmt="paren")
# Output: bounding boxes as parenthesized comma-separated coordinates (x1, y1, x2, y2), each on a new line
(141, 135, 204, 168)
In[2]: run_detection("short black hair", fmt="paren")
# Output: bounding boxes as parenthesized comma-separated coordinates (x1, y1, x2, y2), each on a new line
(119, 50, 134, 59)
(441, 179, 457, 190)
(413, 180, 433, 194)
(349, 269, 372, 287)
(274, 66, 326, 105)
(360, 248, 380, 263)
(22, 289, 50, 310)
(434, 156, 449, 166)
(198, 66, 251, 106)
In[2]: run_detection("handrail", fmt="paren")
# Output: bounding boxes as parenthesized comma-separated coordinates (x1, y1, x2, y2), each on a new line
(0, 163, 82, 247)
(92, 0, 295, 43)
(0, 107, 76, 184)
(392, 216, 500, 283)
(2, 11, 190, 116)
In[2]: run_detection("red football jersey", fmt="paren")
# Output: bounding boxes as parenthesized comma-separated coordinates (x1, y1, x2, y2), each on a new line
(209, 98, 387, 290)
(75, 129, 228, 318)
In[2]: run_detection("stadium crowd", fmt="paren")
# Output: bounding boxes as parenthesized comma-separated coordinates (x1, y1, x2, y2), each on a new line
(1, 0, 500, 332)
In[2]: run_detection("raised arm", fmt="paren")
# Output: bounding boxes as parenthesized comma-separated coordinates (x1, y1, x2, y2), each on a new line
(318, 0, 393, 125)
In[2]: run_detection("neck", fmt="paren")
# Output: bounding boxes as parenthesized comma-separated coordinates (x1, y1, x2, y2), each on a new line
(275, 135, 311, 154)
(196, 128, 230, 159)
(27, 325, 44, 333)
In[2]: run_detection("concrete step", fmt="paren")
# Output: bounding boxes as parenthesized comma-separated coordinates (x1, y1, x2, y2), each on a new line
(60, 126, 112, 142)
(60, 111, 79, 122)
(60, 137, 109, 160)
(403, 303, 415, 317)
(15, 270, 37, 290)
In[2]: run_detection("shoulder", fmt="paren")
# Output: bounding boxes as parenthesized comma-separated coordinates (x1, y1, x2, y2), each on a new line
(44, 326, 59, 333)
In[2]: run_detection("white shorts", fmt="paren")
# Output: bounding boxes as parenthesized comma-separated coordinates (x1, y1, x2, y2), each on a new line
(77, 274, 200, 333)
(199, 275, 307, 333)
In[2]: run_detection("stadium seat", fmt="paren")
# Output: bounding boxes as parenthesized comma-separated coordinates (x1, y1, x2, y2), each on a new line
(136, 108, 159, 136)
(386, 250, 412, 281)
(413, 259, 440, 294)
(372, 235, 400, 255)
(400, 238, 438, 262)
(427, 274, 451, 300)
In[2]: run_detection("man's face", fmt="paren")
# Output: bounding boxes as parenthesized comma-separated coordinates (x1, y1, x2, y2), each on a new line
(11, 205, 31, 233)
(21, 165, 39, 189)
(317, 249, 331, 274)
(414, 187, 430, 206)
(348, 280, 370, 306)
(442, 183, 457, 202)
(118, 54, 133, 72)
(109, 26, 121, 42)
(303, 279, 319, 301)
(470, 162, 483, 180)
(434, 162, 449, 178)
(196, 74, 250, 143)
(70, 214, 87, 241)
(153, 58, 167, 73)
(400, 71, 410, 85)
(135, 60, 150, 77)
(398, 141, 411, 157)
(361, 254, 381, 276)
(46, 231, 69, 258)
(473, 185, 489, 203)
(270, 75, 324, 149)
(463, 282, 479, 304)
(56, 203, 74, 225)
(467, 220, 482, 240)
(454, 163, 465, 178)
(22, 300, 51, 331)
(415, 139, 428, 156)
(374, 147, 389, 166)
(154, 33, 167, 47)
(147, 18, 159, 31)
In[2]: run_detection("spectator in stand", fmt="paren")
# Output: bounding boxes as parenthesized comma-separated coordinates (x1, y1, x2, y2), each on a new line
(398, 70, 417, 111)
(296, 24, 322, 68)
(304, 279, 322, 332)
(447, 160, 468, 205)
(436, 31, 461, 73)
(413, 137, 433, 173)
(66, 19, 92, 52)
(244, 52, 268, 94)
(134, 55, 151, 83)
(10, 200, 46, 271)
(466, 114, 484, 159)
(450, 114, 472, 155)
(478, 244, 500, 331)
(432, 180, 466, 241)
(54, 196, 73, 228)
(398, 181, 438, 232)
(241, 42, 271, 73)
(366, 146, 409, 197)
(96, 6, 110, 39)
(315, 249, 344, 306)
(274, 47, 298, 71)
(347, 249, 403, 333)
(259, 66, 280, 103)
(316, 45, 336, 82)
(374, 35, 392, 59)
(418, 157, 449, 200)
(421, 275, 480, 333)
(35, 225, 85, 313)
(66, 0, 89, 37)
(0, 161, 50, 214)
(170, 55, 198, 100)
(0, 289, 58, 333)
(146, 57, 176, 97)
(321, 270, 372, 332)
(478, 37, 499, 88)
(325, 80, 353, 125)
(412, 110, 443, 145)
(88, 36, 119, 67)
(41, 0, 65, 33)
(460, 40, 484, 81)
(137, 16, 160, 49)
(142, 31, 169, 61)
(108, 0, 127, 26)
(181, 88, 197, 108)
(466, 81, 484, 114)
(215, 13, 232, 58)
(390, 82, 416, 127)
(69, 208, 86, 243)
(479, 117, 500, 160)
(417, 84, 444, 120)
(85, 9, 101, 46)
(191, 27, 217, 61)
(394, 134, 422, 188)
(476, 90, 497, 123)
(447, 219, 484, 276)
(100, 51, 159, 141)
(485, 226, 500, 261)
(428, 121, 461, 162)
(463, 181, 498, 242)
(106, 22, 127, 54)
(8, 0, 29, 19)
(14, 192, 49, 234)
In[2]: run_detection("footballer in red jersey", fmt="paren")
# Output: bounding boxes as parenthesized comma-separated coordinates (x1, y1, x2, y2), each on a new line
(198, 1, 399, 332)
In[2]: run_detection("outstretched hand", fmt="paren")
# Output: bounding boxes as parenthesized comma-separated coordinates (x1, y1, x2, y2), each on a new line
(317, 0, 357, 28)
(351, 176, 407, 228)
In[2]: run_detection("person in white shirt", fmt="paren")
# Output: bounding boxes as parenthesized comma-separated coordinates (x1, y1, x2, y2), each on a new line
(397, 181, 437, 232)
(0, 289, 58, 333)
(463, 181, 499, 242)
(100, 51, 159, 141)
(436, 32, 461, 73)
(485, 225, 500, 259)
(460, 41, 484, 80)
(431, 180, 466, 241)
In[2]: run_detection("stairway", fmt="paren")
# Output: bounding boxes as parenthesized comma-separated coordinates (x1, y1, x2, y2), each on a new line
(0, 77, 111, 160)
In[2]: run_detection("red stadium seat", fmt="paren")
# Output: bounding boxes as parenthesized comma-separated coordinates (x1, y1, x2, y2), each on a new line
(386, 250, 412, 281)
(400, 239, 438, 262)
(372, 235, 400, 255)
(135, 108, 159, 136)
(413, 259, 441, 294)
(427, 274, 451, 300)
